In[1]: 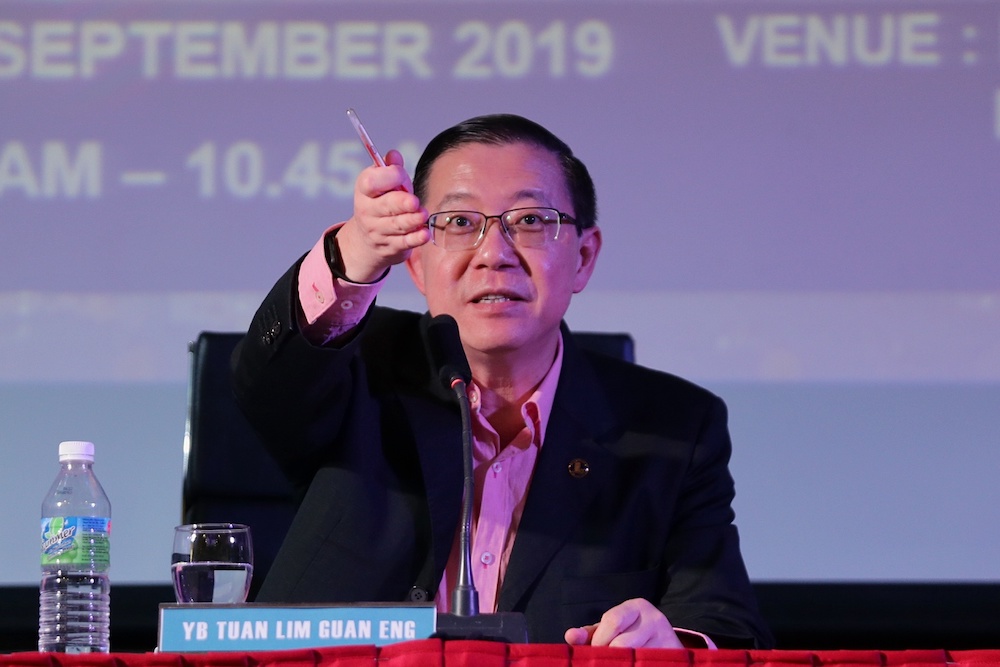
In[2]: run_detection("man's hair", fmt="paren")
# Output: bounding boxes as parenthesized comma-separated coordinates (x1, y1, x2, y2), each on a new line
(413, 114, 597, 230)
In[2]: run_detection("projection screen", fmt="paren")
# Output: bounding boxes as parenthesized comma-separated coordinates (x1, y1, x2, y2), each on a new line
(1, 0, 998, 585)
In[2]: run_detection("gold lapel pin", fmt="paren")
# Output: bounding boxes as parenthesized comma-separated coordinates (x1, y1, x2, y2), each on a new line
(567, 458, 590, 479)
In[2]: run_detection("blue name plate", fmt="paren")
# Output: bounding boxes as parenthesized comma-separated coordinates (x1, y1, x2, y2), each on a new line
(157, 603, 437, 652)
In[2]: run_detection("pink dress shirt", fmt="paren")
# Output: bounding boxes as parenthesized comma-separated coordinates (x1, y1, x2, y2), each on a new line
(434, 339, 562, 614)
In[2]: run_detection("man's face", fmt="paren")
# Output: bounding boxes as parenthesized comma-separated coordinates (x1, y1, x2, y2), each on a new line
(406, 141, 601, 362)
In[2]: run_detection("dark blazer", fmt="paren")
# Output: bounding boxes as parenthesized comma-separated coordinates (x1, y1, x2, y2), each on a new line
(232, 263, 773, 648)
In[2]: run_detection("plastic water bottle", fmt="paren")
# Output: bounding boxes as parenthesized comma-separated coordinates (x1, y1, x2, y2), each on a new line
(39, 441, 111, 653)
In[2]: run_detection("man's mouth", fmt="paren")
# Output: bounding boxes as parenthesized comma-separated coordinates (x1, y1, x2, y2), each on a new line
(477, 295, 510, 303)
(473, 293, 521, 304)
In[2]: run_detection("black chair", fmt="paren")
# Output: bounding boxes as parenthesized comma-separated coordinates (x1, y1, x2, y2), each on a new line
(181, 329, 634, 600)
(182, 332, 298, 601)
(572, 331, 635, 364)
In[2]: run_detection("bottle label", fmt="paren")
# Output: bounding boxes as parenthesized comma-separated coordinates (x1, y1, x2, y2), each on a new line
(41, 516, 111, 569)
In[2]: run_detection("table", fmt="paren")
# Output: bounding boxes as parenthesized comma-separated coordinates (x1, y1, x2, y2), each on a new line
(2, 641, 1000, 667)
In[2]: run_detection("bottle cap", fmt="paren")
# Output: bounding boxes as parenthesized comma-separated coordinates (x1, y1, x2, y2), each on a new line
(58, 440, 95, 462)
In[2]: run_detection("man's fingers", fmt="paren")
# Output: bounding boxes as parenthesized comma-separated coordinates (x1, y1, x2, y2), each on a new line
(384, 149, 405, 167)
(357, 158, 412, 197)
(568, 599, 684, 650)
(564, 624, 597, 646)
(589, 605, 640, 646)
(402, 227, 431, 248)
(606, 622, 655, 649)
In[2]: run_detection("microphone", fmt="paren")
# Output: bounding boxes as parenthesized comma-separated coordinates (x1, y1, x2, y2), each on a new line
(422, 314, 471, 390)
(421, 314, 528, 643)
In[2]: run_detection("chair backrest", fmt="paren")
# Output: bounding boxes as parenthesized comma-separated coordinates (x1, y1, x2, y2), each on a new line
(182, 332, 297, 601)
(573, 331, 635, 364)
(181, 329, 634, 599)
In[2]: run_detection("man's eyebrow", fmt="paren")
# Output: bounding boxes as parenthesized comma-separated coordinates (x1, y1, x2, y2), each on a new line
(436, 192, 473, 210)
(510, 188, 551, 205)
(436, 188, 553, 210)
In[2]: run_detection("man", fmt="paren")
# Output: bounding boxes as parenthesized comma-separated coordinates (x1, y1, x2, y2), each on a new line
(231, 114, 773, 648)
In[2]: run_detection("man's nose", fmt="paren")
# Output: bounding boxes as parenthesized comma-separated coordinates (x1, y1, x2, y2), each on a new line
(475, 217, 517, 261)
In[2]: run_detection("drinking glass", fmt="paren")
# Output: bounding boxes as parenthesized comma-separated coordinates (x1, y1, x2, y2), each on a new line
(171, 523, 254, 604)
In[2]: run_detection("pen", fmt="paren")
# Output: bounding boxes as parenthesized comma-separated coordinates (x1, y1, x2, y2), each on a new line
(347, 107, 387, 167)
(347, 107, 409, 192)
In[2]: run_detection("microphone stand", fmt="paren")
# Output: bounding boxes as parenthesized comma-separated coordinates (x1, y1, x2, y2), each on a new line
(449, 377, 479, 617)
(433, 378, 528, 642)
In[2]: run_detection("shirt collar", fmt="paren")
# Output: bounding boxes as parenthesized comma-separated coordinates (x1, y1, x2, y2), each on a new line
(467, 332, 564, 450)
(524, 332, 563, 448)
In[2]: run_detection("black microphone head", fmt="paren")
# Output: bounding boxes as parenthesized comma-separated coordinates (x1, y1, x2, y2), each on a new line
(422, 314, 472, 389)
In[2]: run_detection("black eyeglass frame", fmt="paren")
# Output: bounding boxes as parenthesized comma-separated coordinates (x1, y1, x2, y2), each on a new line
(426, 207, 579, 251)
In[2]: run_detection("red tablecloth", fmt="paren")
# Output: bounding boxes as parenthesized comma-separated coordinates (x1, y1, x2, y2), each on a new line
(2, 641, 1000, 667)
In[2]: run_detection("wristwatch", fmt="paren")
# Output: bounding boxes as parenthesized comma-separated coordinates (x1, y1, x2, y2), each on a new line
(323, 227, 389, 285)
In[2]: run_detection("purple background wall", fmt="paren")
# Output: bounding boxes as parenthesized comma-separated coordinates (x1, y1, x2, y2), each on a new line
(1, 1, 997, 585)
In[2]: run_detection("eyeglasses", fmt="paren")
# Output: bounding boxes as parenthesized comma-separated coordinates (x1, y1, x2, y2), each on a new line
(427, 207, 577, 251)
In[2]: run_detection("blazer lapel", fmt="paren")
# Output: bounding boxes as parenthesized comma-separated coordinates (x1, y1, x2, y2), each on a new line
(392, 314, 467, 595)
(497, 335, 620, 611)
(400, 394, 465, 590)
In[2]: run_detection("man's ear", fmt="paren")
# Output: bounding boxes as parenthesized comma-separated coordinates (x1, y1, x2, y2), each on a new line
(572, 226, 602, 294)
(405, 246, 427, 296)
